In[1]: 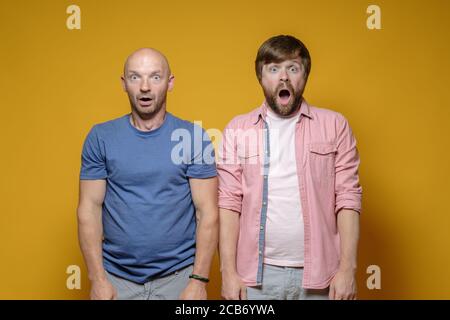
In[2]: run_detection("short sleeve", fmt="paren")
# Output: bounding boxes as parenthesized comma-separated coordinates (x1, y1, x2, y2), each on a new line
(186, 126, 217, 179)
(80, 125, 107, 180)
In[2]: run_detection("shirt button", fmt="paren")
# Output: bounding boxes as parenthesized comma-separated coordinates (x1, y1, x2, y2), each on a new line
(259, 250, 262, 255)
(260, 225, 264, 230)
(264, 175, 268, 179)
(263, 202, 267, 206)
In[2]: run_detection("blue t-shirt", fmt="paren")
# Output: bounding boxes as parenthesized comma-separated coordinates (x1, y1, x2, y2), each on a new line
(80, 112, 217, 284)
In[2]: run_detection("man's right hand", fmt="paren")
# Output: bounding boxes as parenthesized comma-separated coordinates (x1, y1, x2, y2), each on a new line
(221, 271, 247, 300)
(90, 278, 117, 300)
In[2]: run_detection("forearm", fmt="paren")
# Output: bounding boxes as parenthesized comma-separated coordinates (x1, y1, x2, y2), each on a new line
(77, 206, 106, 281)
(337, 209, 360, 272)
(219, 208, 240, 274)
(192, 206, 219, 278)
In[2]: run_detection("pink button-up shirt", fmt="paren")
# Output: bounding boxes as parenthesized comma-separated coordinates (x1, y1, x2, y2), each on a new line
(217, 99, 362, 289)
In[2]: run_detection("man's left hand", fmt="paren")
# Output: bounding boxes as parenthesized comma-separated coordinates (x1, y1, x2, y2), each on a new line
(328, 269, 357, 300)
(179, 279, 208, 300)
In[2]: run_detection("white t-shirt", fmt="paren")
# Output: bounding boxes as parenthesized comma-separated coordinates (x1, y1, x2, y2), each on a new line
(263, 107, 304, 267)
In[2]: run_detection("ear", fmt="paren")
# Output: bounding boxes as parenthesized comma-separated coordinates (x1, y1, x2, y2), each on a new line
(168, 74, 175, 92)
(121, 76, 127, 92)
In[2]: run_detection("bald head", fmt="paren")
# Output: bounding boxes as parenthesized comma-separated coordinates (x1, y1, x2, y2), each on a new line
(121, 48, 174, 120)
(123, 47, 171, 77)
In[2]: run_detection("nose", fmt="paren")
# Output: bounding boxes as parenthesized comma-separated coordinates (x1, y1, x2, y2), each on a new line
(140, 79, 151, 93)
(279, 68, 288, 82)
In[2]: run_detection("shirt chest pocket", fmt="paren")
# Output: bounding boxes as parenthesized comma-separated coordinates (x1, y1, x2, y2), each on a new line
(237, 150, 263, 183)
(308, 142, 337, 179)
(237, 150, 260, 166)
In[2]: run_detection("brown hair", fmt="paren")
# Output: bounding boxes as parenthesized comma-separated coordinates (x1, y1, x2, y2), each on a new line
(255, 35, 311, 82)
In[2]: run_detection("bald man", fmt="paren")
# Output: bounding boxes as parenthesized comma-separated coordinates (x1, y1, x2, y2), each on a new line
(77, 48, 218, 300)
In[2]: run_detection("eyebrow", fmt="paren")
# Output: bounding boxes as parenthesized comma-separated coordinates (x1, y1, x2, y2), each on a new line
(268, 60, 302, 65)
(127, 70, 163, 75)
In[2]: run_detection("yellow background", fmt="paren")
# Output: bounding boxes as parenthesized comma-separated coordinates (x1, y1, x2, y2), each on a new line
(1, 0, 449, 299)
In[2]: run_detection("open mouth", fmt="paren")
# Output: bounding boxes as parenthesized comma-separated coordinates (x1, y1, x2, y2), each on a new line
(138, 97, 153, 106)
(278, 89, 291, 105)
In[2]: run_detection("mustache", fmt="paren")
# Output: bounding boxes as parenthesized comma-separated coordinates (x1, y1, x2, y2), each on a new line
(276, 82, 294, 93)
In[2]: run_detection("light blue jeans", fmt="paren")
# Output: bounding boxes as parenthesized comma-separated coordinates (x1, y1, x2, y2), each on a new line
(246, 264, 329, 300)
(106, 264, 193, 300)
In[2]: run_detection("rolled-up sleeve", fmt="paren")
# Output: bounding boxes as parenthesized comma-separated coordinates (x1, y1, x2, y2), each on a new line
(217, 120, 243, 214)
(334, 114, 363, 214)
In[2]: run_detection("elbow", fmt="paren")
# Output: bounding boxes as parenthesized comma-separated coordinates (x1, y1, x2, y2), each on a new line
(77, 203, 101, 225)
(196, 206, 219, 228)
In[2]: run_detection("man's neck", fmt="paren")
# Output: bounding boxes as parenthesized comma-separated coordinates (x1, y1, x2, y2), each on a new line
(130, 107, 166, 132)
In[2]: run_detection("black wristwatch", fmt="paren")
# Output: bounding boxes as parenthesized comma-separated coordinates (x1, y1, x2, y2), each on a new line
(189, 274, 210, 283)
